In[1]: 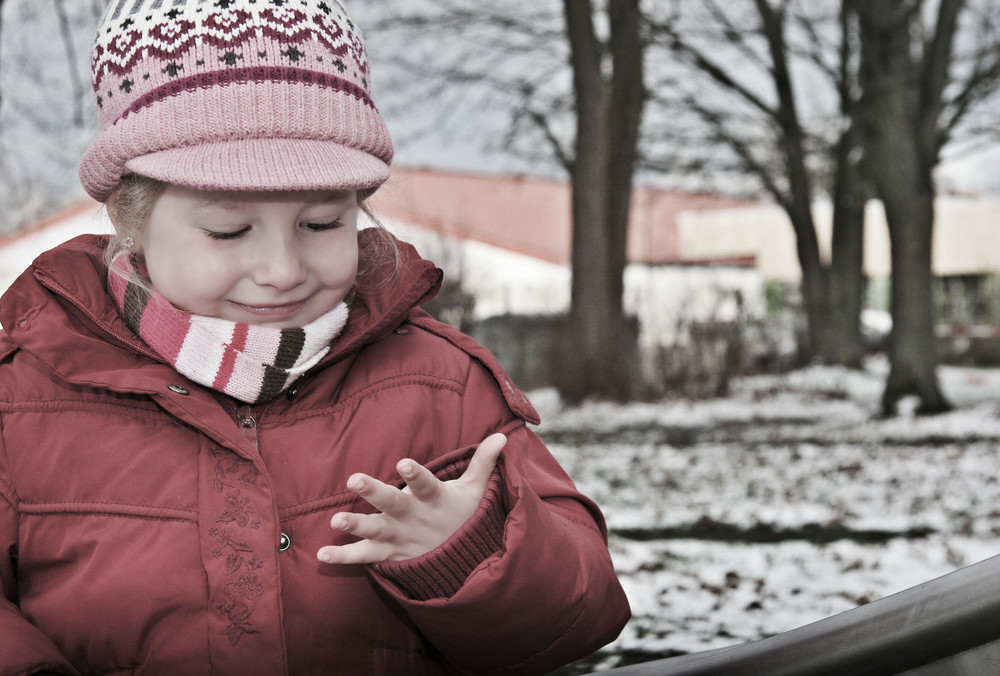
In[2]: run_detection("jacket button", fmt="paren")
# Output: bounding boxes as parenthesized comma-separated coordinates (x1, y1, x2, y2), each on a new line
(286, 385, 298, 400)
(168, 384, 189, 395)
(279, 532, 291, 551)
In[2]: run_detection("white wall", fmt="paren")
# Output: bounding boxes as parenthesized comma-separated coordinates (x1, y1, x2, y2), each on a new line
(678, 196, 1000, 282)
(387, 217, 766, 349)
(0, 204, 109, 305)
(624, 264, 765, 349)
(385, 218, 571, 319)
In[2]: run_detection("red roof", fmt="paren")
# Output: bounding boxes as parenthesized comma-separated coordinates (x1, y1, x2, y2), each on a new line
(370, 166, 756, 265)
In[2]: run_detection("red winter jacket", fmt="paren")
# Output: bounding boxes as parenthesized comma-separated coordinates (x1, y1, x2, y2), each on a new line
(0, 232, 629, 676)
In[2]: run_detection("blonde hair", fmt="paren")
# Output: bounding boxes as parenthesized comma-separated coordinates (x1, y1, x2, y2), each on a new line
(104, 173, 168, 270)
(103, 174, 402, 293)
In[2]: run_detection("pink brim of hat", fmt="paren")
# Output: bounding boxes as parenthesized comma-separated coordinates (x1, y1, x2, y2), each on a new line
(125, 138, 390, 194)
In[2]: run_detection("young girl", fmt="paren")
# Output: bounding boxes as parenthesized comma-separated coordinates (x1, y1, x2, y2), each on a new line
(0, 1, 630, 674)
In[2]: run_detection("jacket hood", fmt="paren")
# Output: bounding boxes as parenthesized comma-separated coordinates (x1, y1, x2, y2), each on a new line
(0, 229, 443, 394)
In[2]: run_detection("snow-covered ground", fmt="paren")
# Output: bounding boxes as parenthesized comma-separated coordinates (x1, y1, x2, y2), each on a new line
(532, 360, 1000, 671)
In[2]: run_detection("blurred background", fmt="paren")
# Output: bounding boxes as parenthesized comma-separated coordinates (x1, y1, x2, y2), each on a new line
(2, 0, 1000, 671)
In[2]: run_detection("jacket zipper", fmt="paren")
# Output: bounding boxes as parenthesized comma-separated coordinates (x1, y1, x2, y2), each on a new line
(236, 404, 257, 430)
(235, 403, 263, 461)
(236, 404, 257, 431)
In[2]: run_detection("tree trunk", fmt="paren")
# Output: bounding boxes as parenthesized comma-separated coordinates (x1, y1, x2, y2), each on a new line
(827, 121, 868, 368)
(823, 0, 868, 369)
(754, 0, 829, 363)
(558, 0, 644, 403)
(881, 184, 948, 414)
(789, 200, 830, 364)
(858, 0, 955, 415)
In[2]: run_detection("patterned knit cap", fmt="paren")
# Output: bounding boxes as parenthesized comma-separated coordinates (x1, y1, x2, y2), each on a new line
(79, 0, 393, 202)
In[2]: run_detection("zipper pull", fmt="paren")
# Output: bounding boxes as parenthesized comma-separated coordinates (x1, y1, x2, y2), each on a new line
(237, 405, 257, 429)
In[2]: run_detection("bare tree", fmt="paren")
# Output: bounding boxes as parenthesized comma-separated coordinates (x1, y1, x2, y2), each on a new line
(824, 1, 871, 368)
(556, 0, 645, 402)
(856, 0, 960, 415)
(363, 0, 1000, 407)
(645, 1, 868, 367)
(362, 0, 646, 403)
(647, 0, 1000, 399)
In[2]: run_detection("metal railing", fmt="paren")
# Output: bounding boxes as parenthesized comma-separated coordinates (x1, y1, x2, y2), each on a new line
(600, 552, 1000, 675)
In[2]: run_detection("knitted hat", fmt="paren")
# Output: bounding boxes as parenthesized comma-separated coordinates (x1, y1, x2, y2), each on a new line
(79, 0, 393, 202)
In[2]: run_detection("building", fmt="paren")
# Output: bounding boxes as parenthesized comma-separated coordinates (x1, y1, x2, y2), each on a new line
(369, 167, 767, 389)
(678, 195, 1000, 330)
(369, 168, 766, 325)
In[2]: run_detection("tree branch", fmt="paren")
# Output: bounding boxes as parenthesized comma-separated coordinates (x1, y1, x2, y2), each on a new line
(702, 0, 773, 73)
(648, 22, 778, 121)
(919, 0, 965, 154)
(684, 93, 789, 209)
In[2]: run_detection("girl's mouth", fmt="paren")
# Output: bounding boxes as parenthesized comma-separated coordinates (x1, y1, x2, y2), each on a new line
(232, 300, 306, 317)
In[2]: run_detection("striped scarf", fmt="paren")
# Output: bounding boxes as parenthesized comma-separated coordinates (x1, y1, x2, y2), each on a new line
(108, 253, 348, 404)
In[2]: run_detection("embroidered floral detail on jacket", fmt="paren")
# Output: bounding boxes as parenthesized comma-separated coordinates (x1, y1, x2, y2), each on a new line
(218, 490, 262, 529)
(208, 450, 266, 646)
(216, 597, 258, 647)
(213, 452, 260, 492)
(230, 573, 265, 600)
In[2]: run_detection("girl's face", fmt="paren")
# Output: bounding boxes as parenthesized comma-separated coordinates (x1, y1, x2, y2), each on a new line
(134, 184, 359, 328)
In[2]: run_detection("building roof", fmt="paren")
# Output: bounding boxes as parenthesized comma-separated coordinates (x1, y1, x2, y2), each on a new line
(369, 166, 757, 266)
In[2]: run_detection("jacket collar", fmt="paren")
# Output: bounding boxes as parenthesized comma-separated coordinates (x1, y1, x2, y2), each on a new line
(0, 229, 442, 394)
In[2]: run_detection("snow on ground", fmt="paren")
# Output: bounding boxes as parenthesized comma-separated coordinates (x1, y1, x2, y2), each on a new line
(532, 360, 1000, 670)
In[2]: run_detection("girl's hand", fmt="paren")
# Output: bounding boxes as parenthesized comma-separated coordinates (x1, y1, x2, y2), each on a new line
(316, 433, 507, 564)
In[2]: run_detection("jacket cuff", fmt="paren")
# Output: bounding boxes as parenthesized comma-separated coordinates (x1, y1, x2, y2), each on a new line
(372, 469, 507, 601)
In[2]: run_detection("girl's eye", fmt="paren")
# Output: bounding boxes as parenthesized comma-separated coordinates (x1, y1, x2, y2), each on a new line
(206, 226, 251, 241)
(205, 226, 250, 241)
(302, 219, 344, 232)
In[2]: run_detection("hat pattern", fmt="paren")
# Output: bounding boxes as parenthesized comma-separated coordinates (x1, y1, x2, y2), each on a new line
(92, 0, 372, 129)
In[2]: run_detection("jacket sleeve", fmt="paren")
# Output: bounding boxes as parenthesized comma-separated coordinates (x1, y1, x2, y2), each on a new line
(369, 361, 631, 675)
(0, 415, 78, 676)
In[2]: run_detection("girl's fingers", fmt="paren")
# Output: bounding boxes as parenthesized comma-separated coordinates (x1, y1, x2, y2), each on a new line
(463, 433, 506, 485)
(330, 511, 388, 541)
(317, 540, 388, 565)
(346, 473, 408, 516)
(399, 433, 506, 501)
(397, 458, 438, 501)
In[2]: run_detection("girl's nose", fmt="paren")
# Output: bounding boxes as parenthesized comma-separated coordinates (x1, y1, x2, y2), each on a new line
(252, 236, 308, 290)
